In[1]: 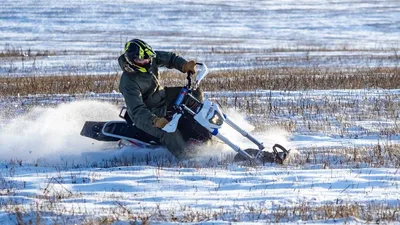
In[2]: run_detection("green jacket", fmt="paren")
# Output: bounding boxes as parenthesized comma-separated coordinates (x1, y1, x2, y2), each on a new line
(118, 51, 187, 130)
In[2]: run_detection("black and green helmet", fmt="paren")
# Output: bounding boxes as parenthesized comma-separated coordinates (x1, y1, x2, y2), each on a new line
(123, 39, 156, 73)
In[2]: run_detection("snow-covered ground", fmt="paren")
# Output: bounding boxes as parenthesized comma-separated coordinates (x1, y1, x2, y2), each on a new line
(1, 0, 400, 224)
(0, 90, 399, 224)
(1, 0, 400, 76)
(1, 160, 399, 224)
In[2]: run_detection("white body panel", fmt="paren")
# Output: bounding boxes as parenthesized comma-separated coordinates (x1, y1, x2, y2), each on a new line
(162, 113, 182, 133)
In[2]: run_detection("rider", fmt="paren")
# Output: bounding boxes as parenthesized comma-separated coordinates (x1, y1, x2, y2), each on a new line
(118, 39, 203, 159)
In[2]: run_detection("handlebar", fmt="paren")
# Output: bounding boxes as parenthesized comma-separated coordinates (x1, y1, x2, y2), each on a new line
(185, 63, 208, 90)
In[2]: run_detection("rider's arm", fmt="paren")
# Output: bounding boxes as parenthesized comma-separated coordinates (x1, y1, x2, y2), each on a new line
(119, 74, 156, 129)
(153, 51, 187, 72)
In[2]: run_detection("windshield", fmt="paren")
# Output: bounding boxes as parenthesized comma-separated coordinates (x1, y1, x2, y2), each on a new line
(195, 63, 209, 88)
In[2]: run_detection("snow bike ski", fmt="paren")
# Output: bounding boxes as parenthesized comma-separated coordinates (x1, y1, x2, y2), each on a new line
(80, 63, 290, 164)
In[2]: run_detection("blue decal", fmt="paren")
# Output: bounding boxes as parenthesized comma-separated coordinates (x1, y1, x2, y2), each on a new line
(211, 129, 219, 135)
(223, 113, 227, 119)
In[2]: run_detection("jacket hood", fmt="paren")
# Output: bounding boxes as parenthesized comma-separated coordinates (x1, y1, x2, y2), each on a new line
(118, 54, 136, 73)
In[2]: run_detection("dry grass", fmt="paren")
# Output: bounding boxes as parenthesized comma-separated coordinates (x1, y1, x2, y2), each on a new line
(192, 66, 400, 91)
(1, 44, 56, 58)
(294, 144, 400, 168)
(0, 74, 120, 96)
(1, 66, 399, 96)
(4, 199, 398, 224)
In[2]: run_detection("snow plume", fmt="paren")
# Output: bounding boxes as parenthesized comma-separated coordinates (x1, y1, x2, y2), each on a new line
(0, 101, 121, 162)
(0, 102, 294, 165)
(192, 108, 294, 160)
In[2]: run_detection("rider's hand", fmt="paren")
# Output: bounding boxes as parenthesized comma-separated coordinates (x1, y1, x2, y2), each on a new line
(152, 117, 169, 129)
(182, 60, 196, 74)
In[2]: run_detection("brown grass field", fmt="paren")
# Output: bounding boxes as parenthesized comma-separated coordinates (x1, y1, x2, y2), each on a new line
(0, 66, 399, 96)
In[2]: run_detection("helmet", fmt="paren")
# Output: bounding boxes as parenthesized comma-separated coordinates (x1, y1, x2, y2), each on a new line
(123, 39, 156, 73)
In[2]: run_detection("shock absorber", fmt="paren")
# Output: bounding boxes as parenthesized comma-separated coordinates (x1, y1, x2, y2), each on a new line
(174, 87, 189, 107)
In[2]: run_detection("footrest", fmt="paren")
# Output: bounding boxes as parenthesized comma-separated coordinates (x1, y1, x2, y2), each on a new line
(80, 121, 120, 142)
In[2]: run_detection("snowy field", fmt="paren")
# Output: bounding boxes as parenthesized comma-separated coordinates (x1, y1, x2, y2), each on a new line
(1, 0, 400, 76)
(1, 0, 400, 224)
(0, 90, 399, 224)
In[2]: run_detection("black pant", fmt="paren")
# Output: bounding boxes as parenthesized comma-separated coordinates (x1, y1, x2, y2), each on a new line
(137, 87, 207, 159)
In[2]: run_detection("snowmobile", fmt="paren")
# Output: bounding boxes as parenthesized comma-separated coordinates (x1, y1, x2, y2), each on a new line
(80, 63, 290, 164)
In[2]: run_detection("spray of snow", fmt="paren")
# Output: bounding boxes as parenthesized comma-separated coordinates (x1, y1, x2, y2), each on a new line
(193, 108, 295, 160)
(0, 102, 295, 165)
(0, 101, 121, 162)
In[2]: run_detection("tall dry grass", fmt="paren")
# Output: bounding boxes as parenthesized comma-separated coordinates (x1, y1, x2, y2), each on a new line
(1, 66, 399, 96)
(0, 74, 120, 96)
